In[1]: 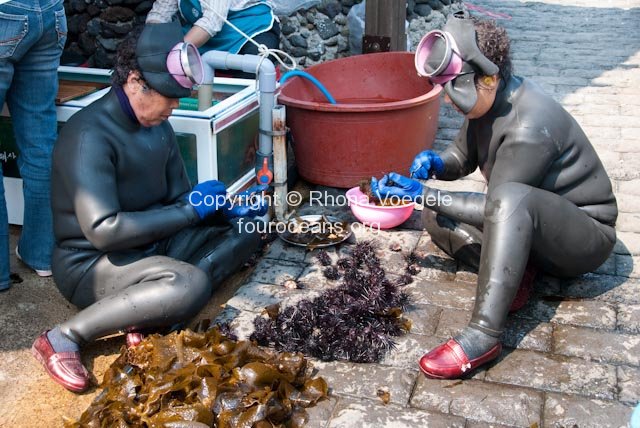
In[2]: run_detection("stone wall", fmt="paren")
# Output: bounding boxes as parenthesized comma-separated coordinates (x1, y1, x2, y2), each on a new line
(62, 0, 463, 68)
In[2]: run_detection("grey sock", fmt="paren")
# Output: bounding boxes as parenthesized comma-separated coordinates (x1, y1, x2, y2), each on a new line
(454, 327, 500, 360)
(47, 327, 80, 353)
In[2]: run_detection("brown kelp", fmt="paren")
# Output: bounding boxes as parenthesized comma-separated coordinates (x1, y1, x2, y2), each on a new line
(251, 241, 412, 363)
(65, 328, 327, 427)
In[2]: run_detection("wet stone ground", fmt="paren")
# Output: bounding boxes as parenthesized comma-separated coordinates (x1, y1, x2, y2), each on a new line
(1, 0, 639, 426)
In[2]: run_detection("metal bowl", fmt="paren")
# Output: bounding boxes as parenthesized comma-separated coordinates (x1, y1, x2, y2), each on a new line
(278, 214, 353, 248)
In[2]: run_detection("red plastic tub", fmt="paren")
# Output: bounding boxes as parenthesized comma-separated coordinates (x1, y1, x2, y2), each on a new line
(278, 52, 441, 188)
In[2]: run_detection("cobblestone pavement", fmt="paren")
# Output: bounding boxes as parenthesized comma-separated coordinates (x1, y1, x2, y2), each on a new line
(1, 1, 639, 427)
(217, 1, 640, 426)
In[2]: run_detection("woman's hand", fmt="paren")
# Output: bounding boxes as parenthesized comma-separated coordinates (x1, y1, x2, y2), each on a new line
(370, 172, 423, 202)
(184, 26, 211, 48)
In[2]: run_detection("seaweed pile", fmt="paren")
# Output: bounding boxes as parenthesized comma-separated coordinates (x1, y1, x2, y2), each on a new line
(65, 328, 327, 427)
(251, 241, 412, 363)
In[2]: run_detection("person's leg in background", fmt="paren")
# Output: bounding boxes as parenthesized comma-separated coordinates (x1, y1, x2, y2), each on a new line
(0, 0, 30, 289)
(0, 170, 8, 290)
(6, 0, 66, 274)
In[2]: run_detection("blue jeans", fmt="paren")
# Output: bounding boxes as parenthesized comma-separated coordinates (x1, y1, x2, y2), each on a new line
(0, 0, 66, 289)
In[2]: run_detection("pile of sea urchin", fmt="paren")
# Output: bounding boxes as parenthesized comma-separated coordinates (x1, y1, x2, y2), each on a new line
(251, 241, 412, 363)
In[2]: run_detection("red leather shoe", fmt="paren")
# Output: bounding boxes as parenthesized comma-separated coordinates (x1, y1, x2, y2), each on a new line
(509, 262, 538, 312)
(126, 332, 145, 348)
(419, 339, 502, 379)
(31, 331, 90, 392)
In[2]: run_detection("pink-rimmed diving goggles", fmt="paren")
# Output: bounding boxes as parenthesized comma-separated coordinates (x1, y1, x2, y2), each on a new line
(166, 42, 204, 88)
(414, 30, 464, 85)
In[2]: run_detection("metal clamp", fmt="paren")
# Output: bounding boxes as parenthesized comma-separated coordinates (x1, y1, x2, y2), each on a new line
(259, 127, 289, 137)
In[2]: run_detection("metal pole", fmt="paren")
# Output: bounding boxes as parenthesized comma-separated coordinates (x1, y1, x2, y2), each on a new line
(272, 105, 287, 220)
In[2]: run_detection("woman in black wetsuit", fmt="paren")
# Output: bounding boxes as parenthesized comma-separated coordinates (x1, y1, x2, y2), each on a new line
(373, 13, 617, 379)
(32, 22, 265, 392)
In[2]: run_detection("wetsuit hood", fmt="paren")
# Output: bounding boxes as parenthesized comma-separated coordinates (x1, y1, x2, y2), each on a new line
(415, 11, 499, 114)
(136, 21, 199, 99)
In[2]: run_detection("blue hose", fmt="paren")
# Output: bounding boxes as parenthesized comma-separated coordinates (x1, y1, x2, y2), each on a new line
(280, 70, 337, 104)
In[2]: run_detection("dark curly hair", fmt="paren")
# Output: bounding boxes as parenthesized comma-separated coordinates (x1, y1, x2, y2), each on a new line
(473, 18, 513, 79)
(111, 25, 145, 87)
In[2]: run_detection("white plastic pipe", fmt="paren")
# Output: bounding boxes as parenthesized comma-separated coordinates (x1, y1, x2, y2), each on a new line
(200, 51, 277, 181)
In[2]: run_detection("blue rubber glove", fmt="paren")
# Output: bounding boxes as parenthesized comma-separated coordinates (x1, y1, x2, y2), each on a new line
(223, 184, 269, 219)
(187, 180, 228, 220)
(409, 150, 445, 179)
(371, 172, 423, 202)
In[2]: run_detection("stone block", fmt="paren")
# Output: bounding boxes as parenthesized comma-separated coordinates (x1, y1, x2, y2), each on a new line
(621, 103, 640, 116)
(543, 393, 634, 428)
(434, 308, 471, 339)
(515, 299, 617, 330)
(581, 125, 621, 139)
(405, 277, 476, 310)
(464, 421, 516, 428)
(224, 282, 281, 313)
(559, 274, 640, 304)
(225, 281, 319, 313)
(403, 304, 442, 336)
(622, 127, 640, 140)
(618, 181, 640, 199)
(264, 239, 308, 262)
(99, 5, 135, 22)
(577, 114, 637, 128)
(617, 193, 640, 213)
(485, 349, 617, 400)
(297, 264, 339, 291)
(617, 303, 640, 334)
(454, 263, 478, 285)
(247, 258, 306, 285)
(616, 213, 640, 233)
(410, 235, 458, 282)
(553, 324, 640, 366)
(305, 396, 339, 428)
(502, 319, 553, 353)
(614, 140, 640, 152)
(411, 377, 543, 427)
(378, 249, 408, 276)
(312, 360, 418, 406)
(366, 230, 423, 275)
(380, 334, 443, 370)
(328, 397, 465, 427)
(617, 254, 640, 280)
(617, 365, 640, 404)
(617, 232, 640, 256)
(214, 307, 257, 340)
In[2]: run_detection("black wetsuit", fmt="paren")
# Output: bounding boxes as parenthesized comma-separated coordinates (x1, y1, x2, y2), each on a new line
(423, 75, 617, 338)
(51, 89, 260, 344)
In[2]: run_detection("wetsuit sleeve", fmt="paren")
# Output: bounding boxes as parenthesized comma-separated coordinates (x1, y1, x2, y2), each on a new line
(64, 132, 199, 252)
(437, 119, 478, 180)
(164, 134, 194, 203)
(487, 127, 559, 193)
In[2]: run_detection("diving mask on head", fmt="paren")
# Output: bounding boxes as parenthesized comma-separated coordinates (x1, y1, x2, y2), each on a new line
(136, 21, 204, 99)
(415, 12, 499, 114)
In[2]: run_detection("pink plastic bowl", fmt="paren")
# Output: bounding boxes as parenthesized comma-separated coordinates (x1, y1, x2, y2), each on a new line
(346, 187, 415, 230)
